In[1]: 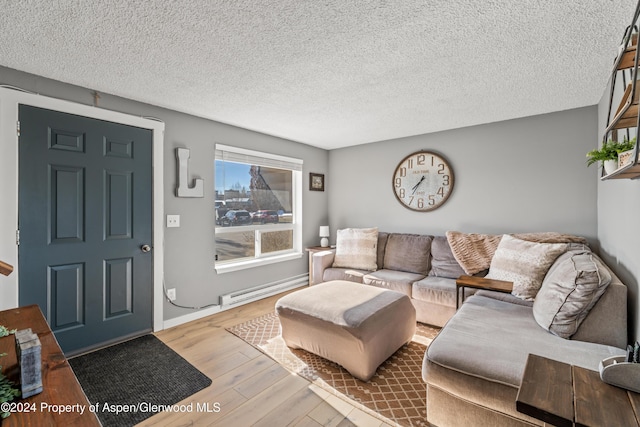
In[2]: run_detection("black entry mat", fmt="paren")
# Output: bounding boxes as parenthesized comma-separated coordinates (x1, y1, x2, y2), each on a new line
(69, 334, 211, 426)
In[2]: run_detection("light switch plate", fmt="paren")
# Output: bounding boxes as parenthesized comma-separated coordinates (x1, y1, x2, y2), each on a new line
(167, 215, 180, 228)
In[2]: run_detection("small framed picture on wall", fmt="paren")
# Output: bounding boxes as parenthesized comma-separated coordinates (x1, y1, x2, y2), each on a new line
(309, 173, 325, 191)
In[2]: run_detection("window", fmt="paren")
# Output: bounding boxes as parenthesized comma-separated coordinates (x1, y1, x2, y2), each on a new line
(214, 144, 302, 272)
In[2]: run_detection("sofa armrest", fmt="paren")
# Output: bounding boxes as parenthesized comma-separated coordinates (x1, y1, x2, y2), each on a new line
(311, 250, 335, 285)
(572, 277, 627, 349)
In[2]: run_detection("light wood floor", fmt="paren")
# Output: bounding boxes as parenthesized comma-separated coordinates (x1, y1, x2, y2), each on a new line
(137, 291, 398, 427)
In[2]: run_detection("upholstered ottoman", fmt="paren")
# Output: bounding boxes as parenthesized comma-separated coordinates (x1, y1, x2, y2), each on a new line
(275, 280, 416, 381)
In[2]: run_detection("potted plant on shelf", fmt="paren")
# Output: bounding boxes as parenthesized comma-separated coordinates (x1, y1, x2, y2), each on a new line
(616, 137, 637, 168)
(586, 139, 634, 175)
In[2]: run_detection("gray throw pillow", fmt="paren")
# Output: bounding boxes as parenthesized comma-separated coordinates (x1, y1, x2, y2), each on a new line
(382, 233, 433, 275)
(429, 236, 466, 278)
(533, 251, 611, 339)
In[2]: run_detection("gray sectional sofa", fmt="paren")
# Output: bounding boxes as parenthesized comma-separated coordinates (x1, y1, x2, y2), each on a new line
(312, 232, 469, 327)
(311, 230, 629, 426)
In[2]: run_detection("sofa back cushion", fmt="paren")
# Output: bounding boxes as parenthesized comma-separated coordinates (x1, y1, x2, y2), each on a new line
(377, 232, 389, 270)
(382, 233, 432, 275)
(429, 236, 466, 278)
(332, 227, 379, 271)
(533, 250, 612, 339)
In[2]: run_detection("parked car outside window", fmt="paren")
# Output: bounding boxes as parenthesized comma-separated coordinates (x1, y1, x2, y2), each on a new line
(220, 210, 252, 226)
(253, 210, 279, 224)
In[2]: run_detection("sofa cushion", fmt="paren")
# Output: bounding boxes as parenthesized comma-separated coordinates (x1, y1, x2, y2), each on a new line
(376, 232, 389, 271)
(424, 294, 624, 387)
(474, 290, 533, 307)
(322, 267, 368, 284)
(424, 295, 624, 424)
(363, 269, 425, 296)
(332, 227, 378, 271)
(485, 235, 567, 301)
(382, 233, 433, 275)
(429, 236, 466, 278)
(533, 251, 612, 339)
(412, 276, 459, 307)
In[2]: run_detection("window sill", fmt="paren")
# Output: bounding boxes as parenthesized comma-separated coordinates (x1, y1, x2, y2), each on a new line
(214, 252, 302, 274)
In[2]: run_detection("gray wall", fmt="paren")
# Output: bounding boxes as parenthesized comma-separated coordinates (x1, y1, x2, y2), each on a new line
(597, 78, 640, 343)
(0, 66, 329, 322)
(328, 107, 599, 244)
(6, 64, 632, 340)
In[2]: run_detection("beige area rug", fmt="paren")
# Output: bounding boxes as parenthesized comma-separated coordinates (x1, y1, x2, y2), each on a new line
(226, 312, 439, 427)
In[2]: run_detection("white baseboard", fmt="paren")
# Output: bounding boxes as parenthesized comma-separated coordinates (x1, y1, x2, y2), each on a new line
(161, 274, 308, 330)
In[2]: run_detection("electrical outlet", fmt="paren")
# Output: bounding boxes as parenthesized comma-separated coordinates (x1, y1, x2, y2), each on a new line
(167, 288, 176, 301)
(167, 215, 180, 228)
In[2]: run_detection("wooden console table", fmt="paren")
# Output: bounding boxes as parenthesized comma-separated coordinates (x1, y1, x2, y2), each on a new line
(455, 275, 513, 309)
(516, 353, 640, 426)
(0, 305, 100, 426)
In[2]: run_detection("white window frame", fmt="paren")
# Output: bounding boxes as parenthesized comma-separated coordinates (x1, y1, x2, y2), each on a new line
(214, 144, 303, 273)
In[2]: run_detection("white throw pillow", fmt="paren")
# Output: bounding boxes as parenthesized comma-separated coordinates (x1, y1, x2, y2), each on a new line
(332, 228, 379, 271)
(533, 251, 611, 338)
(485, 235, 567, 301)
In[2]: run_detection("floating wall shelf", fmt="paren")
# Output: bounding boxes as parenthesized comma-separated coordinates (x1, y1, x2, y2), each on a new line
(601, 5, 640, 180)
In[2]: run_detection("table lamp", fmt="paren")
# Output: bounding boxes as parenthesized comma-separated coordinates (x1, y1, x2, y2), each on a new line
(319, 226, 330, 247)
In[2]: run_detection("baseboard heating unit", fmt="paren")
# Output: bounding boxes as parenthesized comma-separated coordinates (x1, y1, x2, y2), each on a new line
(219, 273, 308, 307)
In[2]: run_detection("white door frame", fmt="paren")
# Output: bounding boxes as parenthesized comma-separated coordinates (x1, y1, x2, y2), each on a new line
(0, 87, 165, 332)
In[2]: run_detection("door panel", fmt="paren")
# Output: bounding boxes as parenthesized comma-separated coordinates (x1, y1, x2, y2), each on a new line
(50, 165, 85, 243)
(104, 257, 133, 318)
(19, 105, 153, 355)
(49, 262, 84, 330)
(105, 171, 133, 239)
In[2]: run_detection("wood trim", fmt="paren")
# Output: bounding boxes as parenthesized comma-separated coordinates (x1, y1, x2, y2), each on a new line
(0, 259, 13, 276)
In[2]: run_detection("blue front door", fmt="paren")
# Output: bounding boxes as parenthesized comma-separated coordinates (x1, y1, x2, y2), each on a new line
(18, 105, 153, 355)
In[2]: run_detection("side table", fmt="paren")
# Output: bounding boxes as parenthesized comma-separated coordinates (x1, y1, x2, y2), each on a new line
(0, 305, 101, 426)
(455, 275, 513, 309)
(516, 353, 640, 427)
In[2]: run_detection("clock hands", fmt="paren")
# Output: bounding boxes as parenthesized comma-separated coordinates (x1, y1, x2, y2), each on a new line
(411, 175, 426, 194)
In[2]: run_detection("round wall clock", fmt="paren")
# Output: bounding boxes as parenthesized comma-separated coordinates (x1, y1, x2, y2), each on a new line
(392, 151, 454, 211)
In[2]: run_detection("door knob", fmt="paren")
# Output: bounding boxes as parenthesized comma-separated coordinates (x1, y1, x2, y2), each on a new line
(141, 244, 152, 253)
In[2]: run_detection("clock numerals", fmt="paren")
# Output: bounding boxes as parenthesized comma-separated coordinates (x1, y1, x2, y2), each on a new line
(408, 155, 427, 168)
(406, 196, 425, 209)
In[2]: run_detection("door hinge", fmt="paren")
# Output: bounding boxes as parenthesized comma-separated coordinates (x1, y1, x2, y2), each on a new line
(16, 230, 20, 246)
(16, 120, 20, 137)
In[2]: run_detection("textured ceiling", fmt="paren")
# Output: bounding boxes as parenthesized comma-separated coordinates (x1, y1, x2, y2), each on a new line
(0, 1, 636, 149)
